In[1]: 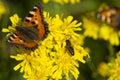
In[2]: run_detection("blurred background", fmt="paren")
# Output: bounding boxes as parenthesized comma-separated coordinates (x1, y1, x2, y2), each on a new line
(0, 0, 120, 80)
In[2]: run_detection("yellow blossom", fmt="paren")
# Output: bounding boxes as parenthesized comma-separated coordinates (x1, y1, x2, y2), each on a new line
(97, 62, 109, 77)
(2, 14, 22, 37)
(0, 1, 6, 18)
(97, 3, 109, 12)
(83, 17, 99, 40)
(98, 51, 120, 80)
(99, 24, 120, 45)
(10, 14, 22, 27)
(3, 12, 89, 80)
(83, 17, 120, 46)
(42, 0, 80, 4)
(107, 51, 120, 80)
(83, 3, 120, 46)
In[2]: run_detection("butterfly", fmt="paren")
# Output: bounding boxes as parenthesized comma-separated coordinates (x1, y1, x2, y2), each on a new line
(7, 4, 49, 50)
(66, 40, 74, 55)
(96, 7, 120, 29)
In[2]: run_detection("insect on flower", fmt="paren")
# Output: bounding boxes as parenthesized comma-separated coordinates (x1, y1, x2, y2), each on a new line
(7, 4, 49, 50)
(66, 40, 74, 55)
(96, 7, 120, 29)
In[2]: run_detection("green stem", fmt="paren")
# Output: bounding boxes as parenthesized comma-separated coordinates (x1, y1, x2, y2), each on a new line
(107, 42, 115, 61)
(86, 59, 98, 79)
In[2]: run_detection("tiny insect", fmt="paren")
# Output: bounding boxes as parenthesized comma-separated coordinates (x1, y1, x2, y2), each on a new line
(7, 4, 49, 50)
(66, 40, 74, 55)
(96, 7, 120, 29)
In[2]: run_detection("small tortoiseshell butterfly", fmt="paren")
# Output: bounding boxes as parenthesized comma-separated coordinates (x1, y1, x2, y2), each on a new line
(96, 7, 120, 29)
(8, 4, 49, 50)
(66, 40, 74, 55)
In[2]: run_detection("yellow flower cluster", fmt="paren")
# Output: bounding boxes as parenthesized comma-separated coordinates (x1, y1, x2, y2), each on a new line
(3, 12, 89, 80)
(83, 18, 99, 40)
(98, 51, 120, 80)
(2, 14, 22, 37)
(83, 17, 120, 46)
(0, 1, 6, 18)
(43, 0, 80, 4)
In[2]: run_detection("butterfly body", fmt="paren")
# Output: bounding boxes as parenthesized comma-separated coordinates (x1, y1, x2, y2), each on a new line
(8, 4, 49, 50)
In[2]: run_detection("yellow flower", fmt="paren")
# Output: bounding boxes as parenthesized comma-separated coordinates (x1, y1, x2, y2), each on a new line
(42, 0, 80, 4)
(11, 49, 52, 80)
(43, 0, 49, 3)
(107, 51, 120, 80)
(0, 1, 6, 18)
(97, 62, 109, 77)
(83, 17, 120, 46)
(97, 3, 109, 12)
(83, 3, 120, 46)
(2, 14, 22, 37)
(98, 51, 120, 80)
(83, 17, 99, 40)
(99, 24, 120, 45)
(4, 12, 89, 80)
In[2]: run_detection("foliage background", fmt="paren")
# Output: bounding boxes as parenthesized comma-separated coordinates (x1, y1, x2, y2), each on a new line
(0, 0, 120, 80)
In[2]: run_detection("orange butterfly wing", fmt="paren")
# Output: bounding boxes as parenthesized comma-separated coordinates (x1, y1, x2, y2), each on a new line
(7, 4, 49, 50)
(97, 7, 120, 28)
(22, 4, 48, 39)
(8, 32, 38, 50)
